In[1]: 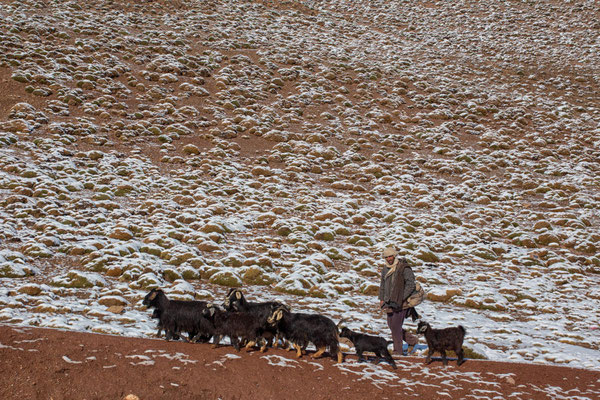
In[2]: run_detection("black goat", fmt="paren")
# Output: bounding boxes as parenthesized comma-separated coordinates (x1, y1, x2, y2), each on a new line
(149, 307, 174, 339)
(339, 326, 396, 369)
(142, 288, 211, 342)
(416, 321, 466, 366)
(223, 288, 289, 351)
(267, 306, 342, 363)
(200, 304, 266, 351)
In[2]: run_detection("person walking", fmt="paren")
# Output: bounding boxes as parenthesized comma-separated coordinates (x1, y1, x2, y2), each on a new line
(379, 246, 418, 355)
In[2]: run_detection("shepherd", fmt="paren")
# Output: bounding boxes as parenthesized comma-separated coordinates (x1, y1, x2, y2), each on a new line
(379, 246, 419, 355)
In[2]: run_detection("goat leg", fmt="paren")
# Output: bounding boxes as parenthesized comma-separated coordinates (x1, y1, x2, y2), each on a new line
(259, 338, 268, 353)
(357, 350, 366, 363)
(266, 338, 274, 348)
(441, 349, 448, 365)
(425, 347, 434, 364)
(273, 334, 285, 349)
(179, 331, 190, 343)
(311, 347, 326, 359)
(211, 334, 222, 349)
(193, 333, 210, 343)
(383, 349, 397, 369)
(456, 347, 465, 366)
(244, 340, 256, 352)
(275, 334, 288, 350)
(293, 343, 303, 359)
(231, 337, 240, 352)
(165, 330, 181, 341)
(374, 350, 382, 363)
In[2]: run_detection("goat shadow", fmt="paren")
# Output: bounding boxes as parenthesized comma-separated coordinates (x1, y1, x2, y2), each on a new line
(422, 355, 468, 366)
(419, 347, 469, 366)
(404, 344, 469, 365)
(346, 343, 428, 365)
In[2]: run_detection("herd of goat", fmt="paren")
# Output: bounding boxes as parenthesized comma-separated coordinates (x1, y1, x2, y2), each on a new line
(142, 288, 467, 367)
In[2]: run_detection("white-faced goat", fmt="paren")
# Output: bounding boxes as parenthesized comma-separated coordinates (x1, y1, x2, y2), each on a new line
(416, 320, 466, 366)
(267, 306, 343, 363)
(338, 323, 396, 369)
(142, 288, 212, 342)
(223, 288, 289, 350)
(201, 304, 267, 352)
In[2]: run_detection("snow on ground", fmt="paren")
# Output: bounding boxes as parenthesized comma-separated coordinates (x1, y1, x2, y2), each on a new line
(0, 0, 599, 377)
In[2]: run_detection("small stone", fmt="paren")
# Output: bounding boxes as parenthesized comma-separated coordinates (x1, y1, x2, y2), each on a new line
(98, 296, 128, 307)
(107, 305, 125, 314)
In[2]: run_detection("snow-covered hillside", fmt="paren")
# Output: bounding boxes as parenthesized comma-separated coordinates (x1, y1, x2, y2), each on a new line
(0, 0, 598, 370)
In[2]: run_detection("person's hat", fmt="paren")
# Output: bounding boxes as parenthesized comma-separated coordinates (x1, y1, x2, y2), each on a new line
(383, 247, 397, 257)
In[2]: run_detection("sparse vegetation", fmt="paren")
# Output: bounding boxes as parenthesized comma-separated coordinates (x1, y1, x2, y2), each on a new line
(0, 0, 598, 370)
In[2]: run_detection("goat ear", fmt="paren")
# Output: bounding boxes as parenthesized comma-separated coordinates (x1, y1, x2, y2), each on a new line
(276, 310, 283, 320)
(235, 291, 242, 300)
(149, 291, 157, 301)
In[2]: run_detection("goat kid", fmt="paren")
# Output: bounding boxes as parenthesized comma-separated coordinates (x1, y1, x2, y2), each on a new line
(416, 320, 466, 366)
(338, 326, 396, 369)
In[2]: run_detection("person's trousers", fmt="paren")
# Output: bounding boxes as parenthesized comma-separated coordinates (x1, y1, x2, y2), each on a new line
(386, 308, 408, 354)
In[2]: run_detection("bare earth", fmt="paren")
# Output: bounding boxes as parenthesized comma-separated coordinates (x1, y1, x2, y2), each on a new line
(1, 324, 598, 400)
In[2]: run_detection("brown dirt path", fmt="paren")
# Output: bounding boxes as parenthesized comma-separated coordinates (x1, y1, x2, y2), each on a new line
(1, 324, 599, 400)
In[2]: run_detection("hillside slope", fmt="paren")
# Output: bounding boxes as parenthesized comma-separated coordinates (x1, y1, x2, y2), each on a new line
(0, 0, 599, 375)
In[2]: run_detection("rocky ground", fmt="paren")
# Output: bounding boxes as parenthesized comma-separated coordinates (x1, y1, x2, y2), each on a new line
(0, 0, 599, 396)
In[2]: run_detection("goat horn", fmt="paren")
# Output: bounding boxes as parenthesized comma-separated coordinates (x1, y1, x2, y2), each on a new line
(337, 318, 347, 329)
